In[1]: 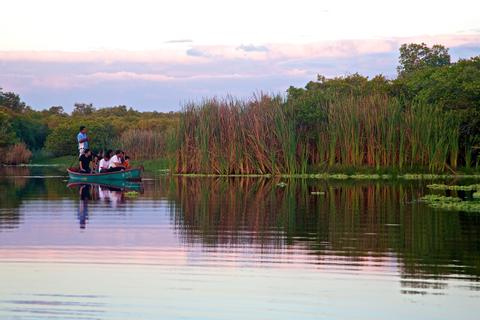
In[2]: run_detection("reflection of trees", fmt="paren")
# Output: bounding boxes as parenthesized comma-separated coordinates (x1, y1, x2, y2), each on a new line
(0, 167, 77, 230)
(169, 177, 480, 285)
(0, 167, 30, 230)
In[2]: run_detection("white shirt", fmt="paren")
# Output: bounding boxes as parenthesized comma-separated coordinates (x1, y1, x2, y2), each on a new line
(99, 158, 110, 171)
(109, 155, 121, 168)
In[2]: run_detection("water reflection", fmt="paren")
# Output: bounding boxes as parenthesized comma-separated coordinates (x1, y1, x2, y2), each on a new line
(68, 181, 144, 228)
(169, 177, 480, 289)
(0, 167, 480, 319)
(78, 184, 91, 229)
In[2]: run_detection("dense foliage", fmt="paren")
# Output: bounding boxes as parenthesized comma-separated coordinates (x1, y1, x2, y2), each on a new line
(0, 92, 179, 163)
(0, 43, 479, 171)
(175, 44, 480, 173)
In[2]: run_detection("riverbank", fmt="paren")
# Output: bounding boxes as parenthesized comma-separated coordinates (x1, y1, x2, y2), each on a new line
(31, 156, 170, 174)
(24, 156, 480, 179)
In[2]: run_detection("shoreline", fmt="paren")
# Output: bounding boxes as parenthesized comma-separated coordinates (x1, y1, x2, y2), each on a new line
(5, 160, 480, 180)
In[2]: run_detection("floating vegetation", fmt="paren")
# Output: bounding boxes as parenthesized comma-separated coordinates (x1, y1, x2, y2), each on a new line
(399, 174, 449, 180)
(276, 182, 287, 188)
(426, 184, 480, 191)
(421, 194, 480, 213)
(421, 195, 462, 202)
(474, 192, 480, 199)
(311, 191, 325, 195)
(399, 174, 480, 180)
(124, 191, 140, 198)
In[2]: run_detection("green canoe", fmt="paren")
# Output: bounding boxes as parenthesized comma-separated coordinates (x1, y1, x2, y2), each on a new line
(67, 167, 142, 182)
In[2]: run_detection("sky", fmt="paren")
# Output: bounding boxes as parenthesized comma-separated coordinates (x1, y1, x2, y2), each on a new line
(1, 0, 480, 112)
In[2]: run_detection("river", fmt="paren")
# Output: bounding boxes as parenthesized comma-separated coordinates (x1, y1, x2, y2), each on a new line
(0, 166, 479, 319)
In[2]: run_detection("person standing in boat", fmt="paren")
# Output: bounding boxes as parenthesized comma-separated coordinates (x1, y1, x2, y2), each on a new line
(77, 126, 89, 156)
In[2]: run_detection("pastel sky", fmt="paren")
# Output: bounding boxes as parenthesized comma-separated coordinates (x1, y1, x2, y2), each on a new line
(1, 0, 480, 112)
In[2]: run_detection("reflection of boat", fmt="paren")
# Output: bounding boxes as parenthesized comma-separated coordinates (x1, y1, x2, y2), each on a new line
(67, 180, 143, 192)
(67, 167, 142, 182)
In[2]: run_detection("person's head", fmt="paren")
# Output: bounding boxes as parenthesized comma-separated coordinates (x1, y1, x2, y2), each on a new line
(84, 148, 91, 156)
(115, 149, 123, 158)
(79, 126, 87, 133)
(105, 149, 113, 159)
(125, 156, 130, 160)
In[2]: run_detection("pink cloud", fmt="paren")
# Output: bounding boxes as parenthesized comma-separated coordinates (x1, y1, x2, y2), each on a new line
(0, 33, 478, 64)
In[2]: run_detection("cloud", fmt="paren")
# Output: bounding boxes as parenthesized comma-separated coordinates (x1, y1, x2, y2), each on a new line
(237, 44, 269, 52)
(165, 39, 193, 43)
(186, 48, 211, 57)
(1, 34, 479, 111)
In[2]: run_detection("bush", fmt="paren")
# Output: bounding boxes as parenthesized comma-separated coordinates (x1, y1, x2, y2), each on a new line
(44, 120, 118, 156)
(0, 143, 32, 164)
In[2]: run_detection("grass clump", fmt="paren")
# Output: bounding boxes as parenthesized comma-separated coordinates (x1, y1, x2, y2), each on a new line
(124, 191, 139, 198)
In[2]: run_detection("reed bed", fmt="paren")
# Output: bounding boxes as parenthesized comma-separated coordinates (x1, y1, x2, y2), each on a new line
(173, 93, 462, 174)
(0, 143, 32, 165)
(119, 128, 171, 160)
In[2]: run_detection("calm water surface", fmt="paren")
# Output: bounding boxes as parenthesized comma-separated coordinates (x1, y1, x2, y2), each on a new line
(1, 166, 479, 319)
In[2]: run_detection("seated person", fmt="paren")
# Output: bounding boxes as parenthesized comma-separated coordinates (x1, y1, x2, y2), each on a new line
(79, 149, 93, 173)
(108, 150, 125, 172)
(124, 155, 130, 169)
(98, 152, 111, 173)
(92, 151, 103, 172)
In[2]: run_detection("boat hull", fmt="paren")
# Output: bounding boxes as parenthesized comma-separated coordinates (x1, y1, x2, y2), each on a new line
(67, 168, 142, 182)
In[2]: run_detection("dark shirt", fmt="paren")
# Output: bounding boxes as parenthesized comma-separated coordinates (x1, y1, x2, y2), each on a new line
(79, 154, 93, 171)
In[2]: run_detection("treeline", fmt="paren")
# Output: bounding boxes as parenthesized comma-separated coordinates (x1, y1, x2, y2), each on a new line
(1, 43, 479, 173)
(174, 43, 480, 174)
(0, 96, 179, 164)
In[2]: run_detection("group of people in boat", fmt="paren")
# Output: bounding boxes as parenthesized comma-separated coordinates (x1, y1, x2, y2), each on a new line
(77, 126, 131, 174)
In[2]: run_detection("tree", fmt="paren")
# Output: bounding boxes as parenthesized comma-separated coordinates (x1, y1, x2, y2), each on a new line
(72, 103, 95, 116)
(0, 89, 29, 113)
(0, 111, 18, 147)
(44, 120, 118, 156)
(47, 106, 65, 115)
(397, 43, 451, 76)
(394, 56, 480, 110)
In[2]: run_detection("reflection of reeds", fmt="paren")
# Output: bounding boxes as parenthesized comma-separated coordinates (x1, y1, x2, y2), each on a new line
(168, 177, 480, 279)
(174, 94, 461, 174)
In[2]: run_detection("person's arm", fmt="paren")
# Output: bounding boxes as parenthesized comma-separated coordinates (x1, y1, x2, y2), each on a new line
(79, 159, 84, 171)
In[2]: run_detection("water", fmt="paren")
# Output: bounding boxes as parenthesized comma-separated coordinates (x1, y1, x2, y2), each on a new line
(1, 167, 479, 319)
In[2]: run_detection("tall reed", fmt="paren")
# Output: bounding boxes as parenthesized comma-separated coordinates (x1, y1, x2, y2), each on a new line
(119, 128, 171, 160)
(173, 93, 462, 174)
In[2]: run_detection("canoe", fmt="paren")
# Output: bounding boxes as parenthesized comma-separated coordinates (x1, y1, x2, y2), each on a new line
(67, 167, 142, 182)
